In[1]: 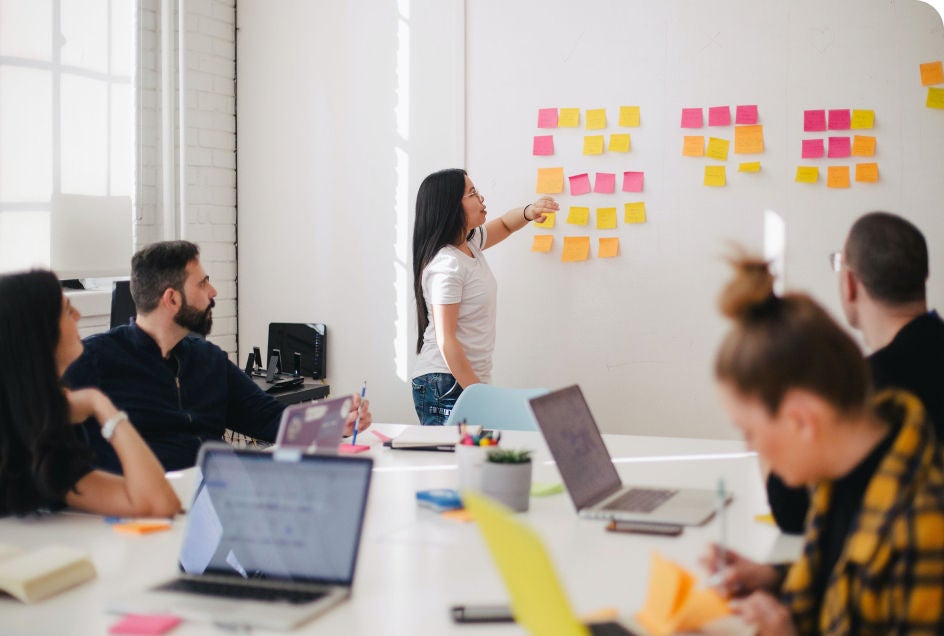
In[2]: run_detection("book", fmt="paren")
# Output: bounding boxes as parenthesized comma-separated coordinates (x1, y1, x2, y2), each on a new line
(416, 489, 463, 512)
(386, 426, 460, 451)
(0, 543, 97, 603)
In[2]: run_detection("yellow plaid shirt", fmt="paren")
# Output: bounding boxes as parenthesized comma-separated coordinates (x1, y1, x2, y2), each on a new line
(780, 390, 944, 635)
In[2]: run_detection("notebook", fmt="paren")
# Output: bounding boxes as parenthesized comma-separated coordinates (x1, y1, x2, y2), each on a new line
(274, 395, 351, 453)
(464, 492, 638, 636)
(530, 385, 723, 526)
(109, 444, 373, 631)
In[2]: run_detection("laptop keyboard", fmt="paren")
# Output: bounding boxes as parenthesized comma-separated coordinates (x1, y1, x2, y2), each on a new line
(158, 579, 326, 605)
(589, 621, 639, 635)
(603, 488, 677, 513)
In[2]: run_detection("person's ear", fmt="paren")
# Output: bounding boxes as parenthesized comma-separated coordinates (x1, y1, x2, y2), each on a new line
(160, 287, 181, 312)
(778, 389, 823, 443)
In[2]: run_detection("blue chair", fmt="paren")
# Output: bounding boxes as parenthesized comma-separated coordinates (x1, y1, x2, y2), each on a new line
(445, 385, 549, 431)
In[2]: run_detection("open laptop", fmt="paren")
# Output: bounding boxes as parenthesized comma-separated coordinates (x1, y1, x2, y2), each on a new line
(109, 444, 373, 631)
(275, 395, 352, 453)
(529, 385, 722, 526)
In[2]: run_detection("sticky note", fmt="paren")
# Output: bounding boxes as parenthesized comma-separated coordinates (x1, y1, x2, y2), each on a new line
(827, 136, 851, 158)
(339, 443, 370, 454)
(532, 135, 554, 156)
(569, 173, 591, 196)
(371, 429, 393, 443)
(801, 138, 825, 159)
(624, 202, 646, 224)
(109, 614, 181, 635)
(828, 109, 851, 130)
(598, 237, 620, 258)
(827, 165, 850, 188)
(566, 206, 590, 225)
(441, 509, 474, 523)
(531, 235, 553, 252)
(558, 108, 580, 127)
(804, 109, 826, 132)
(594, 172, 616, 193)
(586, 108, 607, 130)
(795, 166, 819, 183)
(529, 482, 564, 497)
(596, 208, 617, 229)
(619, 105, 641, 127)
(708, 106, 731, 126)
(622, 171, 644, 192)
(927, 87, 944, 109)
(705, 137, 730, 161)
(536, 167, 564, 194)
(851, 135, 876, 157)
(583, 135, 605, 155)
(682, 135, 704, 157)
(734, 125, 764, 154)
(635, 552, 730, 635)
(738, 162, 761, 172)
(855, 162, 879, 183)
(735, 104, 758, 125)
(608, 133, 631, 152)
(561, 236, 590, 262)
(537, 108, 558, 128)
(704, 165, 726, 187)
(920, 60, 944, 86)
(113, 521, 172, 535)
(754, 513, 776, 525)
(850, 109, 875, 129)
(533, 212, 556, 229)
(681, 108, 703, 128)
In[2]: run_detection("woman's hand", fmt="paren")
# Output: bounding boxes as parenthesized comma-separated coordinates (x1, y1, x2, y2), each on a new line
(527, 196, 559, 223)
(700, 543, 781, 597)
(343, 394, 372, 437)
(732, 591, 798, 636)
(65, 388, 118, 425)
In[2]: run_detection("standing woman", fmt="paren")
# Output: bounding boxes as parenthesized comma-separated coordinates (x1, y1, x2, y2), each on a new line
(0, 270, 180, 517)
(411, 169, 557, 425)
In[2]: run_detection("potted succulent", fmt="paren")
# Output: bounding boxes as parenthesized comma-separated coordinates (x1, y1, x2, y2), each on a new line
(480, 449, 532, 512)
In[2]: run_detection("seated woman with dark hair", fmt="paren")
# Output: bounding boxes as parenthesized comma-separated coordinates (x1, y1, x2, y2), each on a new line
(0, 270, 179, 517)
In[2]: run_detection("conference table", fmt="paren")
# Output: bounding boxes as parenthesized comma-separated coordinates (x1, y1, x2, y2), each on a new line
(0, 424, 802, 635)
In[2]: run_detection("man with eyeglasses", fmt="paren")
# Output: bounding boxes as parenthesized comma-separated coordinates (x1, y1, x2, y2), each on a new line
(767, 211, 944, 534)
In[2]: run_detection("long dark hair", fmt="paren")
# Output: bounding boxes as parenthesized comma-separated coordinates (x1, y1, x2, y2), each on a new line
(412, 169, 471, 354)
(0, 270, 93, 515)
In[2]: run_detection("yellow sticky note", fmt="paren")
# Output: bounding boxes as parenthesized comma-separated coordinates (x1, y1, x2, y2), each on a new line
(795, 166, 819, 183)
(619, 105, 640, 127)
(920, 60, 944, 86)
(561, 236, 590, 262)
(754, 513, 776, 525)
(624, 202, 647, 224)
(827, 165, 850, 189)
(855, 162, 879, 183)
(704, 165, 726, 187)
(583, 135, 605, 155)
(598, 237, 620, 258)
(586, 108, 607, 130)
(682, 136, 704, 157)
(927, 87, 944, 109)
(558, 108, 580, 127)
(566, 206, 590, 226)
(533, 211, 555, 229)
(530, 235, 553, 253)
(734, 124, 764, 154)
(596, 208, 617, 229)
(536, 167, 564, 194)
(850, 109, 875, 129)
(705, 137, 729, 161)
(738, 162, 761, 172)
(851, 135, 876, 157)
(608, 134, 631, 153)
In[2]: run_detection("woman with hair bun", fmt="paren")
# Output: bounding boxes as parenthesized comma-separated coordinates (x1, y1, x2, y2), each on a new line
(702, 254, 944, 635)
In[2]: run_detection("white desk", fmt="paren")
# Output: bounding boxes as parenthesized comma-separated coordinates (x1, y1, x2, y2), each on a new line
(0, 425, 801, 635)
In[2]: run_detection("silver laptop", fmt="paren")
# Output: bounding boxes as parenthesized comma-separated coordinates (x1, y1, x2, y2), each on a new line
(529, 385, 723, 526)
(110, 444, 373, 631)
(275, 395, 352, 453)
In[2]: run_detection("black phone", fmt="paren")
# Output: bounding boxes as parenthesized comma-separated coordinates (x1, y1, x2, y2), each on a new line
(450, 605, 514, 624)
(606, 519, 683, 536)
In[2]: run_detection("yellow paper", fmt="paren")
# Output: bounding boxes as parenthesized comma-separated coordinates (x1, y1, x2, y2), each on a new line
(734, 125, 764, 154)
(609, 134, 631, 152)
(827, 166, 850, 189)
(927, 87, 944, 109)
(624, 202, 646, 224)
(850, 109, 875, 129)
(705, 137, 729, 161)
(561, 236, 590, 262)
(855, 162, 879, 183)
(586, 108, 607, 130)
(795, 166, 819, 183)
(636, 552, 730, 636)
(598, 237, 620, 258)
(682, 136, 704, 157)
(619, 105, 641, 127)
(738, 162, 761, 172)
(754, 513, 776, 525)
(596, 208, 617, 229)
(851, 135, 876, 157)
(920, 60, 944, 86)
(536, 167, 565, 194)
(704, 165, 726, 187)
(583, 135, 605, 155)
(566, 206, 590, 226)
(530, 235, 553, 253)
(559, 108, 580, 127)
(534, 212, 556, 229)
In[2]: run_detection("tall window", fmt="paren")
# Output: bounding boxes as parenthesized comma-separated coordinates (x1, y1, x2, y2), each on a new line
(0, 0, 133, 276)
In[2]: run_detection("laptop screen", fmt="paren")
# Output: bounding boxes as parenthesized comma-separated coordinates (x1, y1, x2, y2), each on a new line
(529, 385, 623, 509)
(179, 446, 372, 586)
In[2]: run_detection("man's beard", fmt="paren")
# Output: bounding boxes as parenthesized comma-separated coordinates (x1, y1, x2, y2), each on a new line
(175, 295, 214, 336)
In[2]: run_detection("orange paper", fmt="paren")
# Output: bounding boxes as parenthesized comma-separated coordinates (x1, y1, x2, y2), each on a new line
(855, 162, 879, 183)
(682, 136, 704, 157)
(113, 521, 172, 535)
(920, 60, 944, 86)
(531, 235, 553, 252)
(561, 236, 590, 262)
(734, 125, 764, 154)
(536, 167, 564, 194)
(851, 135, 876, 157)
(598, 238, 620, 258)
(827, 165, 850, 188)
(635, 552, 730, 635)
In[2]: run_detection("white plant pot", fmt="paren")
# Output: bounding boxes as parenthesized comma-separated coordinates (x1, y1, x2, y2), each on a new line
(481, 461, 532, 512)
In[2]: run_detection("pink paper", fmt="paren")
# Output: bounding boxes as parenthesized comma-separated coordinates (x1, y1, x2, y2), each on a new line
(109, 614, 181, 635)
(569, 173, 591, 196)
(622, 171, 644, 193)
(532, 135, 554, 156)
(735, 105, 758, 124)
(827, 136, 851, 158)
(339, 443, 370, 454)
(828, 109, 851, 130)
(537, 108, 558, 128)
(371, 429, 392, 443)
(801, 139, 825, 158)
(680, 108, 703, 128)
(804, 109, 826, 132)
(594, 172, 616, 193)
(708, 106, 731, 126)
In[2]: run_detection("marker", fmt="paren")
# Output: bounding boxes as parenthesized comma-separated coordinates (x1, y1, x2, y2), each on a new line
(709, 478, 728, 587)
(351, 381, 367, 445)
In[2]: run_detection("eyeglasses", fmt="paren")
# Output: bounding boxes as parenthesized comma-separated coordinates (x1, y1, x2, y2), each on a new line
(463, 189, 484, 201)
(829, 251, 843, 272)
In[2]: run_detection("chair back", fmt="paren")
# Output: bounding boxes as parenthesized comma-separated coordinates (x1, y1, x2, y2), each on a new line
(445, 385, 549, 431)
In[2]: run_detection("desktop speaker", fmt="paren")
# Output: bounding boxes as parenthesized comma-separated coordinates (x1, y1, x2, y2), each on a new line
(267, 323, 326, 380)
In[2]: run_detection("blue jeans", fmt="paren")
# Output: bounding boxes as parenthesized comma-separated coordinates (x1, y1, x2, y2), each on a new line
(411, 373, 463, 426)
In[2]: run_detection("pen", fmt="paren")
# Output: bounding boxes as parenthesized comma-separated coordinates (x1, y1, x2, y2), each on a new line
(351, 381, 367, 445)
(709, 478, 727, 587)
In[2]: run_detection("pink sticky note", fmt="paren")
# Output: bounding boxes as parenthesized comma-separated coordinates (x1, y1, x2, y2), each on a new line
(339, 443, 370, 454)
(680, 108, 703, 128)
(708, 106, 731, 126)
(371, 429, 393, 443)
(801, 138, 825, 158)
(109, 614, 181, 635)
(537, 108, 558, 128)
(828, 109, 851, 130)
(569, 173, 591, 195)
(594, 172, 616, 193)
(735, 105, 758, 125)
(622, 171, 644, 193)
(827, 136, 851, 158)
(532, 135, 554, 156)
(804, 109, 826, 132)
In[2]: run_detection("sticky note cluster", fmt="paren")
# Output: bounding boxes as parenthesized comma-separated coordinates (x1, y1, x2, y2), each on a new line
(919, 61, 944, 109)
(680, 105, 763, 186)
(798, 107, 878, 186)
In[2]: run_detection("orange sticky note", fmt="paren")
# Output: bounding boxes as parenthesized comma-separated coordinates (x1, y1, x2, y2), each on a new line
(113, 521, 172, 535)
(851, 135, 876, 157)
(533, 211, 555, 229)
(441, 509, 474, 523)
(583, 135, 605, 155)
(682, 136, 704, 157)
(531, 235, 553, 252)
(920, 60, 944, 86)
(850, 109, 875, 129)
(536, 167, 564, 194)
(636, 552, 730, 636)
(704, 165, 726, 187)
(561, 236, 590, 262)
(609, 133, 631, 152)
(624, 202, 646, 224)
(558, 108, 580, 127)
(598, 237, 620, 258)
(586, 108, 607, 130)
(855, 162, 879, 183)
(619, 105, 640, 127)
(827, 165, 850, 188)
(596, 208, 617, 229)
(927, 87, 944, 109)
(705, 137, 729, 161)
(734, 124, 764, 154)
(566, 206, 590, 226)
(738, 162, 761, 172)
(795, 166, 819, 183)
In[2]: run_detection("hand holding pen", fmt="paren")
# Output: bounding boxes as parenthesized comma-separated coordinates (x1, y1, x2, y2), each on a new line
(351, 381, 368, 444)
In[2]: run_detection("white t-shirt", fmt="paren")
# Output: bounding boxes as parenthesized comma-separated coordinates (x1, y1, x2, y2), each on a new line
(413, 227, 497, 383)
